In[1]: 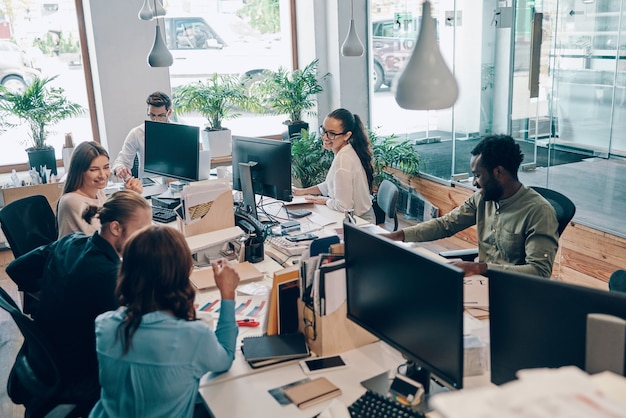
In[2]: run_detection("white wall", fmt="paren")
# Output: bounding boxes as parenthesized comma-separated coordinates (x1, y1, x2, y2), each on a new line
(83, 0, 171, 160)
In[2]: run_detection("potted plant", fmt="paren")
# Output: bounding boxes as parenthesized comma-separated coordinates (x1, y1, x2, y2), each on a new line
(0, 75, 84, 176)
(173, 73, 258, 157)
(257, 59, 330, 139)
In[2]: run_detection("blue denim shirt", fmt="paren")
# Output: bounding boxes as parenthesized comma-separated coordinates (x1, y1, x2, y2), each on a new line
(89, 300, 237, 418)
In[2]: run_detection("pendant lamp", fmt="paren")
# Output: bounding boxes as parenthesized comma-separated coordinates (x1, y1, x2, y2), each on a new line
(341, 0, 364, 57)
(152, 0, 167, 18)
(393, 1, 458, 110)
(148, 23, 173, 67)
(138, 0, 153, 21)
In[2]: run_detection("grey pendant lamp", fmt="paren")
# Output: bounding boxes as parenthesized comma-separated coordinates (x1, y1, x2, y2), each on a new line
(393, 1, 458, 110)
(146, 0, 172, 67)
(341, 0, 364, 57)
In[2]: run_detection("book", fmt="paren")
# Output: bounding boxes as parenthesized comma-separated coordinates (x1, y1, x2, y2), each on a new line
(283, 377, 342, 409)
(266, 266, 300, 335)
(277, 278, 300, 334)
(242, 333, 310, 367)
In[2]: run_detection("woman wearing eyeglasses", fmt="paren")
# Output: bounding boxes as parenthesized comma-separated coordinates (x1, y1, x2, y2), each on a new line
(292, 108, 374, 222)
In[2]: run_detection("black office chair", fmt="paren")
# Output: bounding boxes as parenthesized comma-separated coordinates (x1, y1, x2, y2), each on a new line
(373, 180, 400, 231)
(439, 186, 576, 261)
(0, 195, 58, 314)
(0, 287, 78, 418)
(309, 236, 341, 257)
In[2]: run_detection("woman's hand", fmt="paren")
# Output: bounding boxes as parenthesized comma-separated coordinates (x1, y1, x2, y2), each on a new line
(305, 196, 329, 205)
(124, 177, 143, 194)
(292, 186, 305, 196)
(213, 259, 240, 300)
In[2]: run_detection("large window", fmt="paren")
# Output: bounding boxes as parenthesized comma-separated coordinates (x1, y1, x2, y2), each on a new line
(167, 0, 293, 137)
(0, 0, 90, 169)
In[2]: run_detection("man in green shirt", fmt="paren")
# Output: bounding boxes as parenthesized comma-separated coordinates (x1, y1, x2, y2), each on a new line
(384, 134, 559, 278)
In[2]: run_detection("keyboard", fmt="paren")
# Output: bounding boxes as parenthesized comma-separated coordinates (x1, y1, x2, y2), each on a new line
(267, 235, 309, 257)
(152, 206, 177, 223)
(348, 390, 425, 418)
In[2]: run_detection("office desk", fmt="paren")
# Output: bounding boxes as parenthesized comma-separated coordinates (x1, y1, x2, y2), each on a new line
(199, 340, 492, 418)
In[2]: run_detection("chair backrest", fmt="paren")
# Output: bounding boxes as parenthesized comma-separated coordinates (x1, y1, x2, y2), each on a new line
(530, 186, 576, 236)
(309, 235, 341, 257)
(609, 270, 626, 294)
(0, 286, 62, 406)
(376, 180, 399, 231)
(0, 194, 58, 258)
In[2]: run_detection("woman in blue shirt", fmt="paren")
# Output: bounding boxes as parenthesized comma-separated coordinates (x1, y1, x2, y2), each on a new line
(90, 226, 240, 418)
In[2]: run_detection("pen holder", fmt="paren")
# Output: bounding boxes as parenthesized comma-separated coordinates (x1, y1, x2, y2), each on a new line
(297, 299, 378, 357)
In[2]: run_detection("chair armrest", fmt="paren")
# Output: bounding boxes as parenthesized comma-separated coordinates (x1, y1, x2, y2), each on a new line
(439, 248, 479, 262)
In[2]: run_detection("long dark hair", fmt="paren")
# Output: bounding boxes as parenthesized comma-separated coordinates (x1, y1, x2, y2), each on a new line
(115, 226, 196, 354)
(63, 141, 109, 193)
(328, 108, 374, 192)
(83, 190, 150, 225)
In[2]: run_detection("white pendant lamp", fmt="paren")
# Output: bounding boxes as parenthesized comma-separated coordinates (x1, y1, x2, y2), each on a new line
(393, 1, 458, 110)
(341, 0, 364, 57)
(138, 0, 153, 21)
(152, 0, 167, 18)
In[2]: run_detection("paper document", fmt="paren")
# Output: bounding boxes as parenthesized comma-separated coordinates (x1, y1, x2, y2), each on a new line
(180, 180, 230, 225)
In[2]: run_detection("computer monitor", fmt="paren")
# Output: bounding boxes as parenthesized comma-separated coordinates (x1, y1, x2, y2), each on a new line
(231, 136, 292, 216)
(489, 269, 626, 385)
(144, 121, 208, 182)
(344, 223, 465, 394)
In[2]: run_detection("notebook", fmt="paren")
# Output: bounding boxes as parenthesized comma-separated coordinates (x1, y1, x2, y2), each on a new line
(242, 333, 310, 368)
(283, 377, 342, 409)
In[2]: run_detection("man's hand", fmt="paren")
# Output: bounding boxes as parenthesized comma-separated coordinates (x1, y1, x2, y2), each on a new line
(115, 166, 132, 181)
(212, 259, 240, 300)
(449, 260, 488, 276)
(381, 230, 405, 241)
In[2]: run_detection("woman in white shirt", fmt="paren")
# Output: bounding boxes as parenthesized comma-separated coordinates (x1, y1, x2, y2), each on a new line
(57, 141, 142, 237)
(293, 108, 374, 222)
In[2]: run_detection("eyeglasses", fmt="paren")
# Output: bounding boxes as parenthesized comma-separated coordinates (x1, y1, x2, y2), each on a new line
(302, 304, 317, 341)
(147, 112, 168, 121)
(319, 126, 347, 140)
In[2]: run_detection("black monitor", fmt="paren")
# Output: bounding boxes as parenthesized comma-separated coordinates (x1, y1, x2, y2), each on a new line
(144, 121, 201, 182)
(344, 223, 465, 394)
(231, 136, 292, 216)
(489, 269, 626, 385)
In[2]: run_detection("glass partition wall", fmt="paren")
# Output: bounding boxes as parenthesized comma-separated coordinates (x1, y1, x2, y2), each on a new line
(369, 0, 626, 237)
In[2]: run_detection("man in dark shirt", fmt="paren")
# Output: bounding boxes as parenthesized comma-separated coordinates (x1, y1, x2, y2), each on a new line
(6, 190, 152, 407)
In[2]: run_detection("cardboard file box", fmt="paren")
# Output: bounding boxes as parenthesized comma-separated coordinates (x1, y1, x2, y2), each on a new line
(0, 182, 64, 213)
(297, 299, 378, 357)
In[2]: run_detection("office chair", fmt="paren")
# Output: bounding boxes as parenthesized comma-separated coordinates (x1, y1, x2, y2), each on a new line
(0, 194, 58, 314)
(609, 270, 626, 294)
(0, 287, 78, 418)
(309, 236, 341, 257)
(439, 186, 576, 262)
(374, 180, 400, 231)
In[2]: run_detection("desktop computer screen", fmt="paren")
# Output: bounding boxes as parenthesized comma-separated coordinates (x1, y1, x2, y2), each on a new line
(344, 223, 465, 393)
(489, 269, 626, 385)
(231, 136, 292, 216)
(144, 121, 203, 182)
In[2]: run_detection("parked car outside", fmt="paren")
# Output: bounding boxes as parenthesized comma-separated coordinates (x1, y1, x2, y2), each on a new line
(0, 39, 41, 93)
(163, 14, 287, 88)
(371, 19, 418, 92)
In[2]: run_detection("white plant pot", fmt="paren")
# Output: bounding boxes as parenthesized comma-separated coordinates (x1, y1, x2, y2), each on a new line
(201, 128, 232, 157)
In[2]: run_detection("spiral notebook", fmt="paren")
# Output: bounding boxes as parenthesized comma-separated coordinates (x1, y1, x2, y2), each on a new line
(242, 333, 310, 368)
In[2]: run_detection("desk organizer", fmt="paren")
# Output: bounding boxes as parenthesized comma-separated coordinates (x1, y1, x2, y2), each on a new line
(297, 298, 378, 357)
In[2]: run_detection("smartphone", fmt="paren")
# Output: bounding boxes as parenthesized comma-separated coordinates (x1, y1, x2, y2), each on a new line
(299, 355, 348, 374)
(285, 233, 318, 242)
